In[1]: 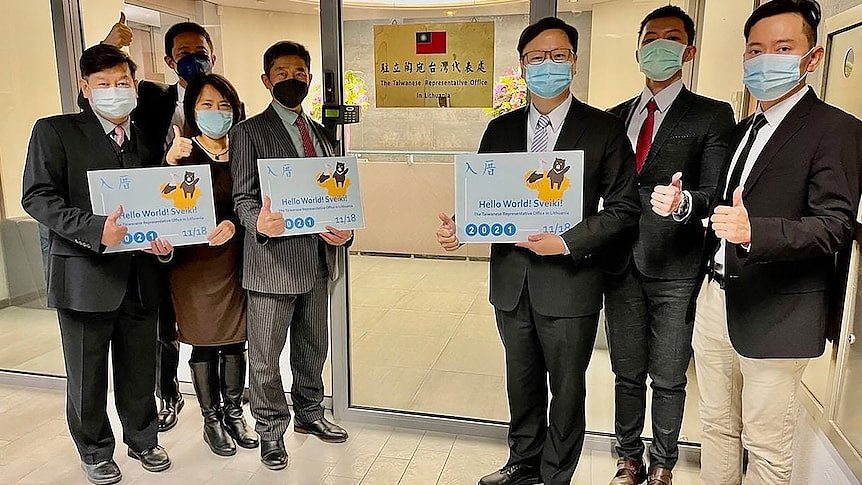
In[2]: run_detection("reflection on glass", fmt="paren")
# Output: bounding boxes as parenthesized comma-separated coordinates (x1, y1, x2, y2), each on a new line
(835, 259, 862, 455)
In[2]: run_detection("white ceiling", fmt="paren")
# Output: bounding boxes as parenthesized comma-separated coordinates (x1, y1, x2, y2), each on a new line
(211, 0, 613, 14)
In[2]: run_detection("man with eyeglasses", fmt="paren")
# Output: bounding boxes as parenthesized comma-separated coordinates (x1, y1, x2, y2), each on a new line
(603, 7, 735, 485)
(436, 17, 639, 485)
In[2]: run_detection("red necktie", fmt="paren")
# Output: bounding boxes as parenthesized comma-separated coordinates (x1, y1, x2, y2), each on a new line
(295, 115, 318, 157)
(635, 99, 658, 173)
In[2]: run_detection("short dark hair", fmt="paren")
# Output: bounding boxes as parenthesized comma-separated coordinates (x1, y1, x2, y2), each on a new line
(164, 22, 214, 58)
(639, 6, 697, 46)
(517, 17, 579, 56)
(183, 74, 246, 137)
(263, 41, 312, 76)
(80, 44, 137, 78)
(745, 0, 821, 47)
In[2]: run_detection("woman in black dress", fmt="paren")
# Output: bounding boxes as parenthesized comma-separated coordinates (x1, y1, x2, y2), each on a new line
(165, 74, 257, 456)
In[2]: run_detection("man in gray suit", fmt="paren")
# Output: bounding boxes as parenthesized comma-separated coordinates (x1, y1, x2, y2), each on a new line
(231, 41, 352, 471)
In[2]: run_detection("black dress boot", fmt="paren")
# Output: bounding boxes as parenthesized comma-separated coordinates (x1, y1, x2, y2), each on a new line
(190, 360, 237, 456)
(220, 352, 260, 449)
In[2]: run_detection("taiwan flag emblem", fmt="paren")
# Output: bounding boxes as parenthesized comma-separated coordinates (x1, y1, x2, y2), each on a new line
(416, 31, 447, 55)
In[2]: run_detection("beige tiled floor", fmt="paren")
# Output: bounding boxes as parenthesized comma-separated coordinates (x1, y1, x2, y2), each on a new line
(0, 253, 701, 447)
(0, 383, 701, 484)
(348, 255, 702, 442)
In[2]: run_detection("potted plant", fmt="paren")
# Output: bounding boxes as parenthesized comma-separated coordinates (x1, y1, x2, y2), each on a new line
(484, 67, 527, 118)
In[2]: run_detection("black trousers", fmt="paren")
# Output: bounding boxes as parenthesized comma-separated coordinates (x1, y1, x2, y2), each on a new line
(156, 269, 180, 399)
(604, 264, 698, 469)
(58, 274, 159, 464)
(496, 286, 598, 485)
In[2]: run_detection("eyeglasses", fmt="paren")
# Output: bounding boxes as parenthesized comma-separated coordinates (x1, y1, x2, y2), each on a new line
(521, 48, 574, 65)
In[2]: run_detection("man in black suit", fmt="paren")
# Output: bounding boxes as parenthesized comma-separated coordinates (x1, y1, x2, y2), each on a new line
(436, 17, 640, 485)
(604, 7, 735, 485)
(100, 16, 218, 431)
(22, 45, 174, 485)
(694, 1, 861, 483)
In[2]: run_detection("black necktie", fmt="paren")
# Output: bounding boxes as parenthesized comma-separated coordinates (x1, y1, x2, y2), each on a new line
(723, 114, 768, 205)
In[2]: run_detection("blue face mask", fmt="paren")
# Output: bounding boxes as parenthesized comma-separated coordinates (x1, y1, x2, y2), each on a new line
(638, 39, 687, 82)
(176, 53, 213, 82)
(525, 60, 573, 99)
(743, 48, 814, 102)
(196, 109, 233, 139)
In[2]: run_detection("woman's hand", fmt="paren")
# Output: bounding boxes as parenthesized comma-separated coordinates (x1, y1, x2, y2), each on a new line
(208, 220, 236, 246)
(166, 125, 192, 165)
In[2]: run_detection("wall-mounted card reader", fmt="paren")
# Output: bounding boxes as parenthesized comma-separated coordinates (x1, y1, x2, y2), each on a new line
(322, 104, 361, 125)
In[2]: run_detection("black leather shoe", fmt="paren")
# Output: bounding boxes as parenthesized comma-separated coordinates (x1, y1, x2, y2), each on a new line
(294, 417, 349, 443)
(127, 445, 171, 472)
(260, 439, 288, 470)
(80, 460, 122, 485)
(190, 361, 237, 456)
(157, 394, 184, 432)
(478, 464, 542, 485)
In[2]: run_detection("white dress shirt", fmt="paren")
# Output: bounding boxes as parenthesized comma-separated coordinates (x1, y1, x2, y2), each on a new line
(626, 80, 685, 148)
(528, 95, 573, 152)
(713, 86, 811, 273)
(527, 95, 573, 253)
(93, 111, 132, 143)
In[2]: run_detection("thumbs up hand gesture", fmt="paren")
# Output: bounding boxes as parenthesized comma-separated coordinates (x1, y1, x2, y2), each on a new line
(257, 196, 285, 238)
(166, 125, 192, 165)
(650, 171, 684, 217)
(711, 186, 751, 245)
(101, 205, 128, 246)
(102, 12, 133, 48)
(436, 212, 460, 251)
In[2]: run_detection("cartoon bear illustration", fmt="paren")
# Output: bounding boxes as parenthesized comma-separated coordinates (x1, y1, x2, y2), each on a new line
(547, 158, 570, 190)
(333, 161, 349, 188)
(179, 171, 200, 199)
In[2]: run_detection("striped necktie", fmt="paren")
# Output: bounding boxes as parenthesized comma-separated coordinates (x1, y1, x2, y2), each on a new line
(530, 114, 551, 153)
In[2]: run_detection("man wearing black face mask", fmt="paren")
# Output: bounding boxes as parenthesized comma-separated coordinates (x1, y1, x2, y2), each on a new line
(230, 41, 353, 471)
(100, 17, 217, 432)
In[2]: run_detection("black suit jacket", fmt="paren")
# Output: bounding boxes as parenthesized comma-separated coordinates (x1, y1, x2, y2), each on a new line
(608, 88, 735, 279)
(21, 109, 162, 312)
(704, 90, 858, 359)
(479, 98, 641, 318)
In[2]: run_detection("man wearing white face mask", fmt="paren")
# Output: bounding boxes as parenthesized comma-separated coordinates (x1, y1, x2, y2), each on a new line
(695, 1, 862, 483)
(604, 7, 736, 485)
(22, 44, 174, 485)
(436, 17, 640, 485)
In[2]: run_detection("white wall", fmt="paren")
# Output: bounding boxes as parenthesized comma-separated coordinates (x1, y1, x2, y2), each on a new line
(80, 0, 126, 47)
(695, 0, 750, 118)
(217, 6, 322, 117)
(0, 1, 63, 220)
(587, 0, 689, 109)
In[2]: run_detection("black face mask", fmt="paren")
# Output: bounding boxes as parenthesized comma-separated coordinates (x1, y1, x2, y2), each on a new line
(272, 79, 309, 108)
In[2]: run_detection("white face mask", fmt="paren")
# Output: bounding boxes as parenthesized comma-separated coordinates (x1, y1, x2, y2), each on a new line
(89, 87, 137, 119)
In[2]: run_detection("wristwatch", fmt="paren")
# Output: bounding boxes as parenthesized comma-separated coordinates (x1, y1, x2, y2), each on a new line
(674, 191, 690, 217)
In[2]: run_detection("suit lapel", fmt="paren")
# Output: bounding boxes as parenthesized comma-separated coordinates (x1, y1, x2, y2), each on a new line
(553, 99, 587, 150)
(262, 105, 300, 158)
(620, 96, 639, 130)
(641, 88, 693, 175)
(76, 110, 122, 169)
(715, 121, 751, 206)
(513, 107, 529, 152)
(742, 90, 817, 198)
